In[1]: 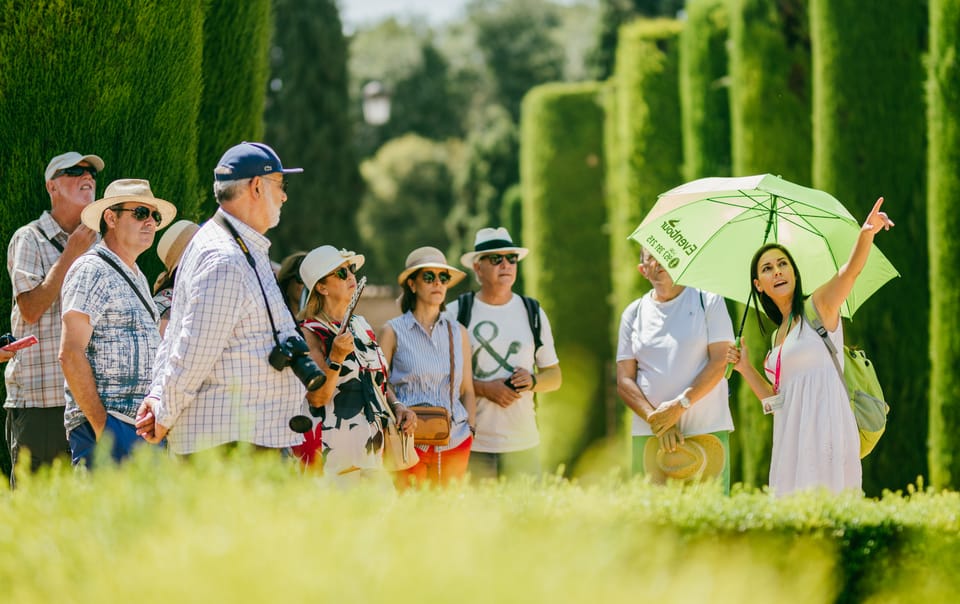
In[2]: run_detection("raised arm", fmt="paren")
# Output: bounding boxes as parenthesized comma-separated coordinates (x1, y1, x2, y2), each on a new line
(812, 197, 894, 331)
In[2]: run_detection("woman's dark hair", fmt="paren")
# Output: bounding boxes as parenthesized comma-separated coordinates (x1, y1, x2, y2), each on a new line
(750, 243, 806, 330)
(399, 269, 447, 314)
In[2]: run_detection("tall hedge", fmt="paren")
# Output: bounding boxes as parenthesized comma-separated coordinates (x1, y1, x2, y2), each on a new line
(727, 0, 811, 487)
(521, 82, 609, 476)
(810, 0, 927, 496)
(265, 0, 362, 258)
(195, 0, 271, 218)
(607, 19, 684, 328)
(0, 0, 204, 476)
(928, 0, 960, 489)
(679, 0, 731, 181)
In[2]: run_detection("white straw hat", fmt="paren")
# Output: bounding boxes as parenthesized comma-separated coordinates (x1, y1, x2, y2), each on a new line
(398, 246, 466, 288)
(299, 246, 365, 307)
(460, 227, 529, 267)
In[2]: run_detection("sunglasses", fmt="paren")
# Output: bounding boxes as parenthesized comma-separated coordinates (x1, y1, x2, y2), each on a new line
(261, 176, 288, 192)
(482, 253, 519, 266)
(54, 165, 98, 179)
(111, 205, 163, 226)
(420, 270, 452, 284)
(330, 264, 358, 280)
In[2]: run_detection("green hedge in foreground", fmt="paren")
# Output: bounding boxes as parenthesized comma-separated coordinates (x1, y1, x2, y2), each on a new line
(926, 0, 960, 489)
(2, 452, 958, 604)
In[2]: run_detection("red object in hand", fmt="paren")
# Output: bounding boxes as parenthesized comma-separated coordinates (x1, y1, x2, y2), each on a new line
(1, 335, 38, 352)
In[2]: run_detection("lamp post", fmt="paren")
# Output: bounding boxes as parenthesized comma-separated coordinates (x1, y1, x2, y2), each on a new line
(361, 80, 391, 126)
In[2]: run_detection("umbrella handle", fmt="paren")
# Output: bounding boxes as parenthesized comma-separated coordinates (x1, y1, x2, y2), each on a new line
(724, 336, 741, 379)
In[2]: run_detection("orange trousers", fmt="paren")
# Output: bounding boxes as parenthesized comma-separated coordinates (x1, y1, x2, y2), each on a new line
(397, 435, 472, 488)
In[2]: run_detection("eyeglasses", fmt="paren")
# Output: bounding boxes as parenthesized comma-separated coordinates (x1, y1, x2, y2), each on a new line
(482, 253, 519, 266)
(330, 264, 358, 280)
(111, 205, 163, 226)
(261, 177, 288, 192)
(420, 270, 452, 284)
(54, 165, 98, 179)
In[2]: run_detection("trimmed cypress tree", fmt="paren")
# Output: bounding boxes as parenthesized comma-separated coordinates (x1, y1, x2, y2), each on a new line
(521, 82, 609, 476)
(0, 0, 204, 476)
(727, 0, 811, 487)
(928, 0, 960, 490)
(607, 19, 684, 332)
(810, 0, 927, 495)
(265, 0, 362, 258)
(195, 0, 271, 217)
(679, 0, 731, 181)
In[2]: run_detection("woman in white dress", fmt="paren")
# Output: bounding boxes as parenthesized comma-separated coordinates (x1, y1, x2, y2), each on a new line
(728, 198, 894, 496)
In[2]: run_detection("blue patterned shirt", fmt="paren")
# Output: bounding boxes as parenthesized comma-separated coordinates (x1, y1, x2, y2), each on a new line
(61, 243, 160, 433)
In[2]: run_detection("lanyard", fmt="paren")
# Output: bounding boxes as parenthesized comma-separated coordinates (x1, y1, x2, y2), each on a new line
(766, 312, 793, 394)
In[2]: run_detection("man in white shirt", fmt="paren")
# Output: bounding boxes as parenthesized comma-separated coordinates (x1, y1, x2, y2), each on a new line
(449, 227, 562, 480)
(616, 247, 735, 492)
(136, 142, 325, 455)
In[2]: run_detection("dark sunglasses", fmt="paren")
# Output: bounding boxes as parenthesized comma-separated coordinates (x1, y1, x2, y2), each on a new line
(330, 264, 358, 280)
(111, 205, 163, 226)
(482, 253, 519, 266)
(420, 270, 452, 284)
(54, 165, 98, 179)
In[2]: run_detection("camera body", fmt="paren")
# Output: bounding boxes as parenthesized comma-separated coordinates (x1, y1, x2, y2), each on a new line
(269, 336, 326, 391)
(0, 334, 14, 347)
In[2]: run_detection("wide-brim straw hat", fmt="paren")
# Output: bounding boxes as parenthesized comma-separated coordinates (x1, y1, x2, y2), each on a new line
(81, 179, 177, 231)
(643, 433, 725, 484)
(156, 220, 200, 274)
(299, 245, 365, 307)
(459, 226, 529, 267)
(398, 246, 466, 288)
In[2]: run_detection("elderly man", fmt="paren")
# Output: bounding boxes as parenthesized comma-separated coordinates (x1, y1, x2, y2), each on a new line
(58, 179, 176, 466)
(448, 227, 562, 480)
(137, 142, 324, 455)
(4, 152, 101, 482)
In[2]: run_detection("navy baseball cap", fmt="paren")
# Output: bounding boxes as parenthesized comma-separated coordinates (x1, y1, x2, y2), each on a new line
(213, 142, 303, 181)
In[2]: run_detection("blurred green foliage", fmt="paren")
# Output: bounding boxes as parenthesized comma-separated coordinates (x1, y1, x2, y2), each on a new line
(521, 82, 609, 475)
(3, 451, 960, 603)
(927, 0, 960, 490)
(810, 0, 928, 495)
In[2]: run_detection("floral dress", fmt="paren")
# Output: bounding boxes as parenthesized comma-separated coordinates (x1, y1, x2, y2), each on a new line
(292, 314, 390, 476)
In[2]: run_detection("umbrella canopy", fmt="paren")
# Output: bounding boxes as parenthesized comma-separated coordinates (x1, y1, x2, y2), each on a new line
(628, 174, 899, 318)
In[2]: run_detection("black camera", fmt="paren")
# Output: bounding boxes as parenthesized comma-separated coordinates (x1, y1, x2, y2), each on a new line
(0, 334, 14, 347)
(269, 336, 326, 391)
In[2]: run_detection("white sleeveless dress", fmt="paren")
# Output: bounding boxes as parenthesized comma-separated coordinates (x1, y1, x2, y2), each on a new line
(764, 317, 861, 496)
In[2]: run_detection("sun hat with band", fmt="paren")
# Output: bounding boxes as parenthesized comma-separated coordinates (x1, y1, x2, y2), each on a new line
(643, 433, 725, 484)
(157, 220, 200, 275)
(398, 246, 466, 288)
(214, 141, 303, 181)
(45, 151, 105, 182)
(459, 227, 530, 267)
(299, 245, 366, 306)
(80, 179, 177, 232)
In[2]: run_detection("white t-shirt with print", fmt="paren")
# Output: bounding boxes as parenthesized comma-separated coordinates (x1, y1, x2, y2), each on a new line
(616, 287, 735, 437)
(447, 294, 559, 453)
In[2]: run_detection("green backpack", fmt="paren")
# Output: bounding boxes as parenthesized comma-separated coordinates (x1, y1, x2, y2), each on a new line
(804, 300, 889, 458)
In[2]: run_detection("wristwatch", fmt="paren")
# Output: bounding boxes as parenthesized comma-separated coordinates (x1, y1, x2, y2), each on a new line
(679, 395, 692, 409)
(327, 358, 342, 372)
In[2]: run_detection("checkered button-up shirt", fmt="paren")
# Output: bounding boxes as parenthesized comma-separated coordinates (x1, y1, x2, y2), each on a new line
(4, 211, 71, 409)
(61, 243, 160, 433)
(148, 209, 305, 454)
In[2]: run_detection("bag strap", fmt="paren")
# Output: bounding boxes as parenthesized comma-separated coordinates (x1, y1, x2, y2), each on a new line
(35, 225, 64, 253)
(805, 299, 846, 389)
(521, 295, 543, 352)
(447, 319, 455, 410)
(94, 250, 157, 322)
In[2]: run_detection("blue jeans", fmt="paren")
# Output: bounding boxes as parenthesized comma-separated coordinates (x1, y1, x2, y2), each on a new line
(68, 415, 142, 468)
(468, 448, 541, 481)
(631, 430, 731, 495)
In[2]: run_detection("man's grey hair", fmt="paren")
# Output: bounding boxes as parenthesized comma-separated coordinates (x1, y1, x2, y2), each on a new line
(213, 178, 252, 204)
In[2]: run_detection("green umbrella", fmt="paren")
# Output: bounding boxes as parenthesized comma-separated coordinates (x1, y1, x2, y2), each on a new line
(628, 174, 899, 320)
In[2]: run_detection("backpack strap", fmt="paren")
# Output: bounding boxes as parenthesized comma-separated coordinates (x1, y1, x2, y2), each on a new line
(521, 295, 543, 352)
(456, 291, 475, 328)
(805, 298, 846, 389)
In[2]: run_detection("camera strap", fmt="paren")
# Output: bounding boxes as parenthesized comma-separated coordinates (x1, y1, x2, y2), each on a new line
(93, 250, 158, 323)
(213, 213, 289, 348)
